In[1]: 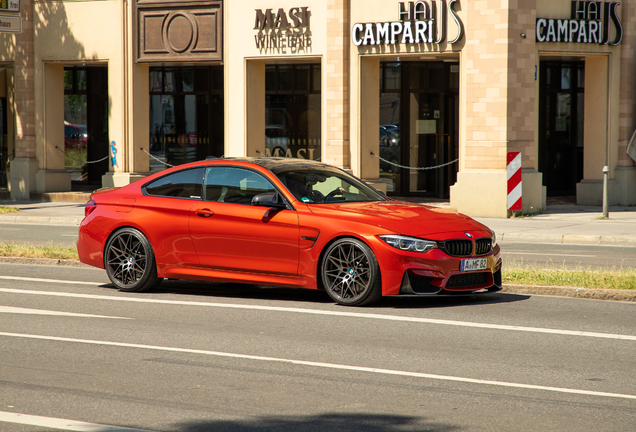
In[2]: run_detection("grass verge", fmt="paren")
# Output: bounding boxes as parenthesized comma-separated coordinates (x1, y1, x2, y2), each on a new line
(504, 262, 636, 290)
(0, 243, 79, 260)
(0, 206, 20, 214)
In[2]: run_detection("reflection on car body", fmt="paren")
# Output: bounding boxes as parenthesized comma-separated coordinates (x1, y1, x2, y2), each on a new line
(77, 157, 502, 306)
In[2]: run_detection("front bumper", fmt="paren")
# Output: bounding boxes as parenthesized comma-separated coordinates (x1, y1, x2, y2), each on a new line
(370, 234, 502, 296)
(397, 263, 502, 296)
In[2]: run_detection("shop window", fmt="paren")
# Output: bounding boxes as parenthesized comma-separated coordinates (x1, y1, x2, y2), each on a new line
(64, 69, 88, 179)
(63, 66, 109, 186)
(265, 64, 321, 160)
(149, 66, 224, 173)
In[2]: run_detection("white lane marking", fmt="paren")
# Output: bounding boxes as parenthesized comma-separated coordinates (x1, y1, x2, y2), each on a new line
(0, 410, 155, 431)
(0, 306, 129, 319)
(0, 276, 97, 285)
(0, 285, 635, 342)
(1, 331, 635, 401)
(503, 252, 595, 257)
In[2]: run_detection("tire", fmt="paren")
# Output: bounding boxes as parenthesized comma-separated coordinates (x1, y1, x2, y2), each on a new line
(320, 238, 382, 306)
(104, 228, 162, 292)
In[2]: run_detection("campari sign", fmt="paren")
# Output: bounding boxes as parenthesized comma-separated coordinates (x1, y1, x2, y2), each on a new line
(352, 0, 464, 47)
(536, 1, 623, 45)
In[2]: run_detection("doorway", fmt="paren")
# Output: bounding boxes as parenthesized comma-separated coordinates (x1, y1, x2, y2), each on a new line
(379, 61, 459, 198)
(539, 61, 585, 196)
(64, 66, 109, 186)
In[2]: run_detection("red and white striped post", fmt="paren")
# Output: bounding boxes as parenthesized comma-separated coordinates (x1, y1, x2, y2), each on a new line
(507, 152, 522, 212)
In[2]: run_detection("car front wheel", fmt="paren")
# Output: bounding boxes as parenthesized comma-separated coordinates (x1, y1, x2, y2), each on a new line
(104, 228, 162, 292)
(321, 238, 382, 306)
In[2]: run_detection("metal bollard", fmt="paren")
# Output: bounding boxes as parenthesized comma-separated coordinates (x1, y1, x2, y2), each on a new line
(602, 166, 610, 218)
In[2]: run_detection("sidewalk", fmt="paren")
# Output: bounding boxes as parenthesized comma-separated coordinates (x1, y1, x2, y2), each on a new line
(1, 196, 636, 246)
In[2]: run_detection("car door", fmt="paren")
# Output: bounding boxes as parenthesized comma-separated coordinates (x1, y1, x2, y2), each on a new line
(189, 166, 300, 276)
(141, 167, 205, 269)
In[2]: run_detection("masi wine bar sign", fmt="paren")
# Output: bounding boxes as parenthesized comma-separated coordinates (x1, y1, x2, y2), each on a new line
(536, 1, 623, 45)
(253, 7, 312, 54)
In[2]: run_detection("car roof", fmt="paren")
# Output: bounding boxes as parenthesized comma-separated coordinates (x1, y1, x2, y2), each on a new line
(208, 157, 329, 172)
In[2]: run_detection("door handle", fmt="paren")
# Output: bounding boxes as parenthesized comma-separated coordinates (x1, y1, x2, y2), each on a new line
(196, 208, 214, 218)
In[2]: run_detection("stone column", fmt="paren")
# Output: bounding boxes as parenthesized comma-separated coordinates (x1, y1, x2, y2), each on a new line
(450, 0, 542, 217)
(10, 0, 37, 200)
(324, 0, 350, 168)
(615, 1, 636, 205)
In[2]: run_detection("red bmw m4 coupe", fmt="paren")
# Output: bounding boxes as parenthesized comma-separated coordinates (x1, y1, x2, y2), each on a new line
(77, 158, 502, 306)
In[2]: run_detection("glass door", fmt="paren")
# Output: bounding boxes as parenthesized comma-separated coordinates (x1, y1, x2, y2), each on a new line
(539, 61, 584, 196)
(380, 61, 459, 198)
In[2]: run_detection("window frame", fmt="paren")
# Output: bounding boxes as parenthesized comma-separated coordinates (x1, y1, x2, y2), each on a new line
(142, 167, 205, 199)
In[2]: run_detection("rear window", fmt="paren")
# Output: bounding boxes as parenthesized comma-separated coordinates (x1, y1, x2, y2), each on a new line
(144, 168, 203, 198)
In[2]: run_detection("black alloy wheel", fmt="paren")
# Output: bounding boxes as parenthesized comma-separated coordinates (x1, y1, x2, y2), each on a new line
(321, 238, 382, 306)
(104, 228, 162, 292)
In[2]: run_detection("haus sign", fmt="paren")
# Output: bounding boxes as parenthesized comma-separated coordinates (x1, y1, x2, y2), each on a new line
(352, 1, 464, 47)
(536, 1, 623, 45)
(253, 7, 311, 54)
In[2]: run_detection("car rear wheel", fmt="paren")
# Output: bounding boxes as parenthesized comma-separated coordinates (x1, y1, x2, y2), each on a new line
(105, 228, 162, 292)
(321, 238, 382, 306)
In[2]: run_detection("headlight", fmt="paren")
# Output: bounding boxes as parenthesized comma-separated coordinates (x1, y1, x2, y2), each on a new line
(491, 230, 497, 247)
(379, 235, 437, 253)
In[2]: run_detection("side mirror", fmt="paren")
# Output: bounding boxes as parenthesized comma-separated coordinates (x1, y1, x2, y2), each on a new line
(251, 192, 287, 209)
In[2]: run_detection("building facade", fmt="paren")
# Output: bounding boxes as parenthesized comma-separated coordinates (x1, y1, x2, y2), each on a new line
(1, 0, 635, 217)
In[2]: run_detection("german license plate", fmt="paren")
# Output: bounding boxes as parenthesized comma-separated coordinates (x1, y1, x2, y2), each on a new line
(461, 258, 487, 272)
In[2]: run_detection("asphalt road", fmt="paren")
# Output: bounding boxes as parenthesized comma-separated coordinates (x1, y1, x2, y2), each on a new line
(500, 241, 636, 269)
(1, 263, 635, 431)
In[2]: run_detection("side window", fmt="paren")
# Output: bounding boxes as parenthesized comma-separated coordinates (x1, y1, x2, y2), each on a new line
(204, 167, 275, 204)
(144, 167, 203, 198)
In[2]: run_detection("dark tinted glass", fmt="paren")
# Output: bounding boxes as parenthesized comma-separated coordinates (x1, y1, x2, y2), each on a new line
(204, 167, 274, 204)
(144, 167, 203, 198)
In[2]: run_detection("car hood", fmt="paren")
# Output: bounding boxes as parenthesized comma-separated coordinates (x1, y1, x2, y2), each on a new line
(307, 201, 492, 238)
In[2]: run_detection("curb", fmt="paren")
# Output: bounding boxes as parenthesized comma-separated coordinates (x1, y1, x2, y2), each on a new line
(502, 284, 636, 302)
(0, 216, 83, 225)
(0, 257, 90, 268)
(500, 232, 636, 246)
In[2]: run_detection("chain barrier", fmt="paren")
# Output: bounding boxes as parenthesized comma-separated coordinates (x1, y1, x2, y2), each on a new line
(370, 151, 458, 171)
(141, 148, 176, 168)
(55, 146, 109, 164)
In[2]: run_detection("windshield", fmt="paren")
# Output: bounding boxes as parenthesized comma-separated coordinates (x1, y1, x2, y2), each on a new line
(275, 166, 388, 204)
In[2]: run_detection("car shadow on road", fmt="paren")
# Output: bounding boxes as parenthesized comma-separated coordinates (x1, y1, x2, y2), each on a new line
(172, 412, 459, 432)
(116, 279, 530, 309)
